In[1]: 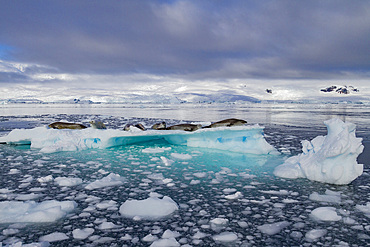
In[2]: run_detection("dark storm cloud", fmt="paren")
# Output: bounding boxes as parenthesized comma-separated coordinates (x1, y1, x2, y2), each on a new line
(0, 0, 369, 80)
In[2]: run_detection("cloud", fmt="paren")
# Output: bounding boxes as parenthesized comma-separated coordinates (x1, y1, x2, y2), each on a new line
(0, 0, 369, 86)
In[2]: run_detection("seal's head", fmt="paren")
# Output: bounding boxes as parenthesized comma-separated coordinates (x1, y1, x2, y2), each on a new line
(152, 122, 166, 130)
(89, 120, 107, 129)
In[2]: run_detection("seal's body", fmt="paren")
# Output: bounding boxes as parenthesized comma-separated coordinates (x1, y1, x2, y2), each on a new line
(48, 122, 87, 130)
(166, 124, 201, 132)
(204, 118, 247, 128)
(124, 123, 146, 131)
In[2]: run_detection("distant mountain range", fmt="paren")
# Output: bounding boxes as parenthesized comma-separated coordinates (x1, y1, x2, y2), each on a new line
(320, 85, 359, 94)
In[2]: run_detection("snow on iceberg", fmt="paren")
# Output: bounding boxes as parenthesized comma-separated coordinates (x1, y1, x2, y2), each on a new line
(0, 200, 77, 223)
(0, 125, 277, 154)
(119, 195, 178, 220)
(274, 118, 363, 185)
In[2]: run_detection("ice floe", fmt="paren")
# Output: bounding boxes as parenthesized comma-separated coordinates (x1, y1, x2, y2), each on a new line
(310, 207, 342, 222)
(85, 173, 125, 190)
(54, 177, 83, 187)
(39, 232, 69, 242)
(119, 195, 179, 220)
(274, 118, 364, 184)
(72, 228, 95, 240)
(0, 200, 77, 223)
(0, 125, 277, 154)
(257, 221, 291, 235)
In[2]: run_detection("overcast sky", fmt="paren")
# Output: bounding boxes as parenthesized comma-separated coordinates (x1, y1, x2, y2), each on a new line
(0, 0, 369, 101)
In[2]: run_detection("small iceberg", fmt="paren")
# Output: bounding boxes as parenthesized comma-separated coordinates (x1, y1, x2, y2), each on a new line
(274, 118, 363, 185)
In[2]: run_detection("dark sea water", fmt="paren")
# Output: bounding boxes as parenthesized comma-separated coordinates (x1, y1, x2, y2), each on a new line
(0, 103, 369, 246)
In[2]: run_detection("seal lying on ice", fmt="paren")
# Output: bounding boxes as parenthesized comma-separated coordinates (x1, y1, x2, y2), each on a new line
(151, 122, 201, 132)
(203, 118, 247, 128)
(166, 124, 202, 132)
(89, 120, 107, 129)
(48, 122, 87, 129)
(124, 123, 146, 131)
(151, 122, 166, 130)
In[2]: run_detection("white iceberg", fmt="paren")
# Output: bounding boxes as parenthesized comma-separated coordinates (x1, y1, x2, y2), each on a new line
(0, 125, 277, 154)
(0, 200, 77, 223)
(119, 196, 178, 220)
(274, 118, 363, 185)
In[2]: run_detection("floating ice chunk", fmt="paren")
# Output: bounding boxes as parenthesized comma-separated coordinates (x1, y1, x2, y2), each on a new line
(282, 199, 299, 203)
(2, 228, 20, 235)
(54, 177, 83, 187)
(37, 175, 54, 183)
(0, 188, 14, 194)
(310, 207, 342, 222)
(150, 237, 180, 247)
(170, 153, 192, 160)
(0, 200, 77, 223)
(274, 118, 364, 185)
(356, 202, 370, 215)
(9, 169, 20, 174)
(85, 173, 125, 190)
(142, 147, 171, 153)
(192, 231, 207, 239)
(225, 192, 243, 200)
(193, 172, 207, 178)
(120, 196, 178, 220)
(210, 218, 229, 231)
(260, 190, 289, 195)
(148, 173, 164, 180)
(98, 221, 120, 230)
(160, 156, 173, 166)
(309, 191, 341, 203)
(39, 232, 69, 242)
(72, 228, 94, 240)
(96, 200, 117, 210)
(257, 221, 290, 235)
(212, 232, 238, 243)
(305, 229, 327, 241)
(210, 218, 229, 226)
(162, 229, 181, 239)
(223, 188, 236, 194)
(15, 193, 43, 201)
(142, 234, 159, 242)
